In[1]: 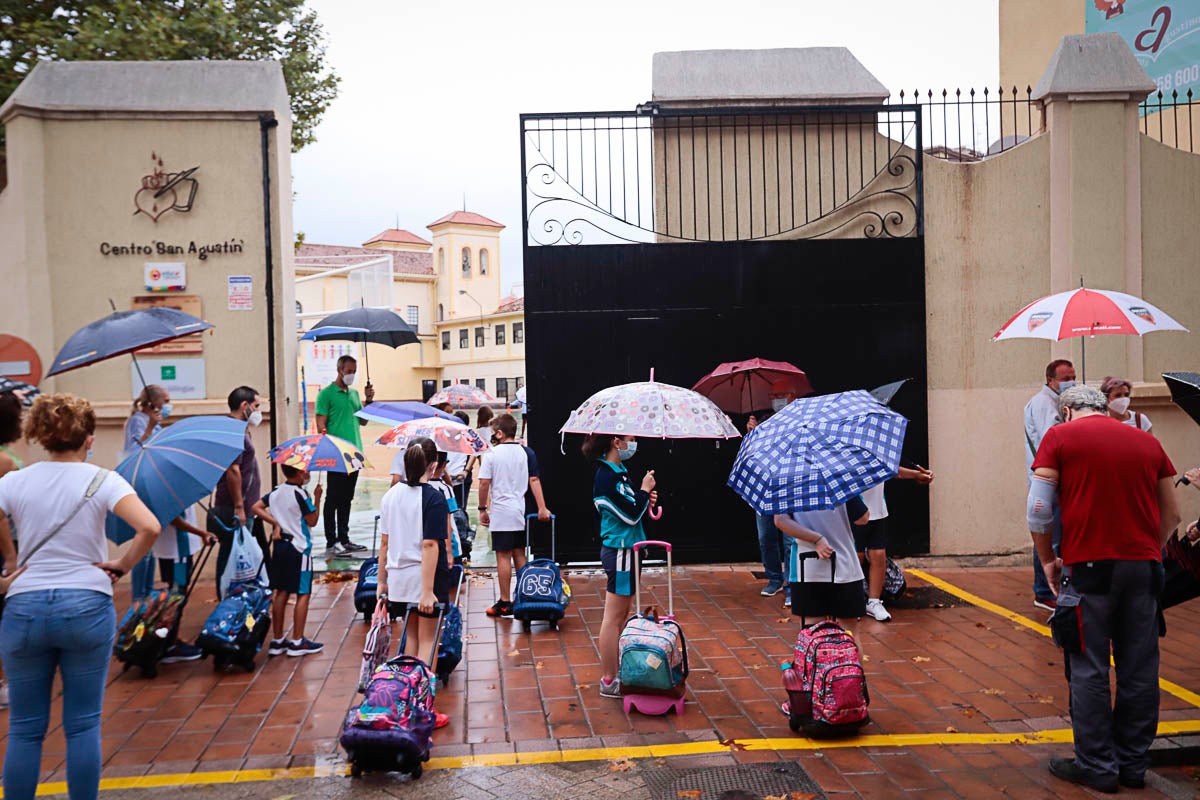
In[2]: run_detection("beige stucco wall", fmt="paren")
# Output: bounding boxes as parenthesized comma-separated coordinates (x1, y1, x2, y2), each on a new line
(999, 0, 1085, 93)
(0, 111, 295, 470)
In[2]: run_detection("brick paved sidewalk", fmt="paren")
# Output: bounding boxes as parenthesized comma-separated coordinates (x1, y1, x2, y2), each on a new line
(5, 563, 1200, 799)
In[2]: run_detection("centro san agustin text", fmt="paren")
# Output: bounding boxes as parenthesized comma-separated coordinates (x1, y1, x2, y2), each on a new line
(99, 239, 245, 260)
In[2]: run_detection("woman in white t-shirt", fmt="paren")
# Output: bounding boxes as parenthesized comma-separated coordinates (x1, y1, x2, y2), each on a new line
(377, 436, 451, 729)
(0, 394, 159, 800)
(1100, 376, 1154, 434)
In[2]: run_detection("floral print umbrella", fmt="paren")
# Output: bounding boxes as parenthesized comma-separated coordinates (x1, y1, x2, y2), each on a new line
(560, 372, 741, 439)
(377, 418, 491, 454)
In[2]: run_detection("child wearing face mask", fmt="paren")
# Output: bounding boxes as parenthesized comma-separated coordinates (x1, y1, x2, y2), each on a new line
(1100, 376, 1153, 434)
(581, 433, 657, 699)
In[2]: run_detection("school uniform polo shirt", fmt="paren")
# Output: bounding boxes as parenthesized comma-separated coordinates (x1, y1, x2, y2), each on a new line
(316, 383, 363, 449)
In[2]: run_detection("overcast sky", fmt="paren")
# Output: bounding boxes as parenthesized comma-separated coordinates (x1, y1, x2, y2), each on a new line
(292, 0, 1000, 295)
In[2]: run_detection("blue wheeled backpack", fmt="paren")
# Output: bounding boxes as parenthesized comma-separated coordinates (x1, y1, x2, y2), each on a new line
(196, 582, 271, 672)
(512, 514, 570, 631)
(354, 516, 382, 622)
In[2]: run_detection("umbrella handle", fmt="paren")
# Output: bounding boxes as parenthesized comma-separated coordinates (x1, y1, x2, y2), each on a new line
(649, 504, 663, 521)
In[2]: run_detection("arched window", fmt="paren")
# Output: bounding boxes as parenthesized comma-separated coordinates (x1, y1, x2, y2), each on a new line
(437, 303, 444, 322)
(480, 249, 489, 275)
(462, 247, 472, 278)
(437, 248, 445, 274)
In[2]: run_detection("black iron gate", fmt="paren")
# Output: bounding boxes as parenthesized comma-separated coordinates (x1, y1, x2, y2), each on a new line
(520, 105, 928, 564)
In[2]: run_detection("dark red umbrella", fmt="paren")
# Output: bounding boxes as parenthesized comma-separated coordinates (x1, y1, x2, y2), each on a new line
(692, 358, 813, 414)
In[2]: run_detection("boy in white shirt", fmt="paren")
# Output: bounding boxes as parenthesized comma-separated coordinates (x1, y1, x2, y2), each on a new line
(252, 465, 323, 657)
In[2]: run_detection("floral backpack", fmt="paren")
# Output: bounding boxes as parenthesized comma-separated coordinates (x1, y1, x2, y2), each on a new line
(355, 655, 436, 731)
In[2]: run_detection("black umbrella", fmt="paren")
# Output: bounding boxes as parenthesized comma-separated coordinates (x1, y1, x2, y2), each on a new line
(869, 379, 911, 406)
(309, 307, 419, 380)
(0, 378, 38, 406)
(1163, 372, 1200, 428)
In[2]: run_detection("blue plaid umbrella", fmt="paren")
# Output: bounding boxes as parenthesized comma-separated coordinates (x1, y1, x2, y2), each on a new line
(728, 390, 908, 515)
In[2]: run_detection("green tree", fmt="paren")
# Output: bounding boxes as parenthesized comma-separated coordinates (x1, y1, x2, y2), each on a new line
(0, 1, 340, 151)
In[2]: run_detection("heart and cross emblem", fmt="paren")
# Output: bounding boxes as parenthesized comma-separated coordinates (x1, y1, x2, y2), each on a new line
(133, 152, 199, 222)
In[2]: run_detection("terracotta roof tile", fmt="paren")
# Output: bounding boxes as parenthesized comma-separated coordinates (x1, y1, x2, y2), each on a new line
(295, 242, 434, 276)
(494, 296, 524, 314)
(428, 210, 505, 229)
(363, 228, 432, 247)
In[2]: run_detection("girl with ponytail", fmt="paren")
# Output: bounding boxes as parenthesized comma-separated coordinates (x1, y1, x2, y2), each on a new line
(376, 437, 452, 729)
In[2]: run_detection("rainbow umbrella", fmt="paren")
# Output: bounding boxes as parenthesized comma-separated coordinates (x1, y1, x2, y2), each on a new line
(376, 418, 491, 454)
(269, 433, 370, 474)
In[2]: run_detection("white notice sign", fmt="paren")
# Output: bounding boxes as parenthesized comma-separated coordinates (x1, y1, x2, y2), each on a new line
(227, 275, 253, 311)
(131, 358, 206, 400)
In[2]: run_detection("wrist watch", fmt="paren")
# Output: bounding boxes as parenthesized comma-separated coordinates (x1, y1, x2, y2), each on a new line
(478, 506, 488, 511)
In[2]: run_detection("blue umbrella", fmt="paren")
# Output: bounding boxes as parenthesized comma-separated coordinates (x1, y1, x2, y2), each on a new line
(355, 400, 459, 426)
(298, 325, 370, 341)
(105, 416, 248, 543)
(728, 390, 908, 515)
(46, 307, 213, 378)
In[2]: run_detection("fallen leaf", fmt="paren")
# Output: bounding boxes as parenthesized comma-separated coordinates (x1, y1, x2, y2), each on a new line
(506, 649, 520, 657)
(958, 706, 979, 719)
(776, 617, 791, 624)
(608, 757, 634, 772)
(747, 664, 765, 671)
(945, 726, 959, 733)
(861, 654, 871, 663)
(488, 684, 496, 690)
(763, 795, 786, 800)
(718, 737, 747, 751)
(912, 656, 931, 663)
(676, 791, 702, 800)
(535, 661, 545, 670)
(655, 759, 668, 767)
(578, 684, 592, 691)
(975, 622, 989, 629)
(789, 794, 818, 800)
(271, 795, 297, 800)
(1029, 693, 1054, 704)
(982, 688, 1005, 696)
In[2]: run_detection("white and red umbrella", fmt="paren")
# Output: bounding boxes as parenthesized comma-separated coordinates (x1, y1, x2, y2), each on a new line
(993, 287, 1187, 380)
(376, 418, 490, 454)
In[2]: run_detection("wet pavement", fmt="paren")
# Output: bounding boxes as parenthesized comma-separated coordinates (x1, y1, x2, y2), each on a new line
(8, 561, 1200, 799)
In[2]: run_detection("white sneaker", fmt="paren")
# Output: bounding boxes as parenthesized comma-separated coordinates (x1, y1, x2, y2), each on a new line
(865, 598, 892, 622)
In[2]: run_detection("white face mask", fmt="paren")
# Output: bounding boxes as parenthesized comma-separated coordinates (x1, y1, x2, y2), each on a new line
(343, 372, 357, 387)
(771, 398, 788, 413)
(618, 440, 637, 461)
(160, 402, 173, 419)
(247, 409, 263, 427)
(1109, 396, 1131, 415)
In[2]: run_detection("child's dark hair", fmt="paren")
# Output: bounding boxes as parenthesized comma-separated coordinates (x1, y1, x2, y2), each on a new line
(581, 433, 618, 460)
(281, 464, 303, 480)
(0, 392, 21, 446)
(404, 436, 438, 486)
(476, 405, 495, 429)
(453, 410, 470, 425)
(493, 412, 518, 439)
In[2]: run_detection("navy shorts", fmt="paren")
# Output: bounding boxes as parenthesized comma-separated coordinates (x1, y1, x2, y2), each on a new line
(600, 545, 641, 596)
(789, 580, 867, 620)
(492, 530, 524, 553)
(854, 518, 889, 552)
(268, 540, 313, 595)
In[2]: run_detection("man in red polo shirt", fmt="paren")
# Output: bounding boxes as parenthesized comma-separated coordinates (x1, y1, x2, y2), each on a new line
(1029, 385, 1181, 793)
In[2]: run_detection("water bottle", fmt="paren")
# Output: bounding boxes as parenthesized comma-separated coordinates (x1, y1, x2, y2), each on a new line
(781, 661, 810, 718)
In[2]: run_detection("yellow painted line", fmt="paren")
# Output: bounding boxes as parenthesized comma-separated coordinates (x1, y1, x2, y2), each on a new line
(16, 719, 1200, 795)
(909, 568, 1200, 710)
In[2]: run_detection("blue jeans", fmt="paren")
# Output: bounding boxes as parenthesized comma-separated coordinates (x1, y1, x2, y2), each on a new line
(130, 552, 156, 600)
(0, 589, 116, 800)
(756, 514, 785, 585)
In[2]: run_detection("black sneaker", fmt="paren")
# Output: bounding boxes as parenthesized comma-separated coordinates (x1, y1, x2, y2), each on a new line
(160, 642, 204, 663)
(1119, 771, 1146, 789)
(1048, 757, 1118, 794)
(287, 638, 324, 657)
(340, 541, 368, 553)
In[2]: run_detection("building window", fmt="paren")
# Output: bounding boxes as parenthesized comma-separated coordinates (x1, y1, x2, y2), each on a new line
(462, 247, 471, 278)
(459, 378, 470, 385)
(442, 379, 451, 388)
(480, 249, 489, 275)
(513, 322, 524, 343)
(459, 329, 468, 349)
(406, 305, 419, 328)
(475, 326, 485, 347)
(295, 300, 303, 331)
(437, 303, 444, 322)
(516, 376, 525, 390)
(495, 324, 506, 345)
(476, 378, 486, 391)
(438, 248, 445, 274)
(496, 377, 509, 401)
(441, 331, 450, 350)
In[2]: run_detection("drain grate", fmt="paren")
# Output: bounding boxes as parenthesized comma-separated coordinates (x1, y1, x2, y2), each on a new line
(642, 763, 824, 800)
(888, 585, 969, 609)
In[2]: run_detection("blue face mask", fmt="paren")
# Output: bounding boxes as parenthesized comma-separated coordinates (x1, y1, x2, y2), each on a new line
(1056, 380, 1077, 394)
(86, 449, 94, 461)
(618, 441, 637, 461)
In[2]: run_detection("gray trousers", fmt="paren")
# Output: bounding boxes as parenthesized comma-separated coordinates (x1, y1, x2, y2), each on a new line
(1066, 560, 1161, 780)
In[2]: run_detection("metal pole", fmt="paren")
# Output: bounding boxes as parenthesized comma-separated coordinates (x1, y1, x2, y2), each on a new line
(259, 114, 280, 487)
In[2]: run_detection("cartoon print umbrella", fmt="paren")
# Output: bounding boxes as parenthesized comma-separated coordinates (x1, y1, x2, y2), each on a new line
(269, 434, 370, 474)
(728, 390, 908, 515)
(105, 415, 248, 544)
(560, 370, 741, 439)
(992, 285, 1187, 381)
(428, 384, 499, 409)
(376, 418, 491, 455)
(692, 358, 813, 414)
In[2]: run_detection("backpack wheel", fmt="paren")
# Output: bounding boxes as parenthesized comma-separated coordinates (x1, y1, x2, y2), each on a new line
(140, 663, 158, 680)
(788, 714, 803, 733)
(350, 762, 362, 779)
(241, 658, 257, 672)
(409, 763, 423, 780)
(548, 618, 559, 630)
(212, 656, 228, 672)
(521, 619, 532, 632)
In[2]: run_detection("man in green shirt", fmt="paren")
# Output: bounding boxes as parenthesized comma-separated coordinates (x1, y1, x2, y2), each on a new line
(315, 355, 374, 556)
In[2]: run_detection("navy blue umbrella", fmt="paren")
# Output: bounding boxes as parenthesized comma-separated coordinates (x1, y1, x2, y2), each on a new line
(728, 390, 908, 515)
(309, 307, 419, 381)
(46, 308, 212, 378)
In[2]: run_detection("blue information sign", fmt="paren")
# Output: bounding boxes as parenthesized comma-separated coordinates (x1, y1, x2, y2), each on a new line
(1086, 1, 1200, 107)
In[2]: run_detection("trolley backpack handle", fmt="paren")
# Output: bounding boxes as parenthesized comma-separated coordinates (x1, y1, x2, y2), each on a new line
(525, 513, 557, 562)
(397, 602, 447, 667)
(795, 550, 837, 627)
(632, 540, 674, 619)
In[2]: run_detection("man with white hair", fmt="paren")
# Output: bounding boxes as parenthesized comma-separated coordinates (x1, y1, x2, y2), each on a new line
(1029, 385, 1180, 793)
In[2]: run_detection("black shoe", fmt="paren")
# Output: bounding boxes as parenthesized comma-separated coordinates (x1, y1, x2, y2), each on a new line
(1119, 771, 1146, 789)
(1048, 757, 1118, 794)
(341, 541, 368, 552)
